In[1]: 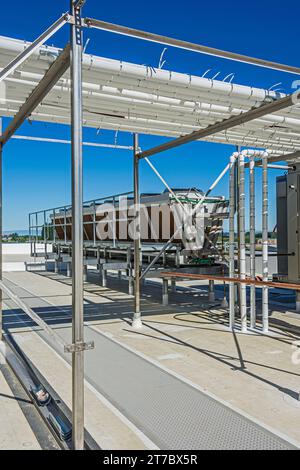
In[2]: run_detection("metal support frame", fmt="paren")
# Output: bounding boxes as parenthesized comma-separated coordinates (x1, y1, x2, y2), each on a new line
(262, 155, 269, 333)
(10, 135, 133, 151)
(132, 134, 142, 328)
(70, 0, 85, 450)
(249, 155, 256, 329)
(229, 154, 236, 330)
(162, 278, 169, 306)
(140, 161, 232, 279)
(238, 154, 247, 332)
(208, 280, 215, 302)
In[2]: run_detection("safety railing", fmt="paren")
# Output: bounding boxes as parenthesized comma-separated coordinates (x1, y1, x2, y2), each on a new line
(29, 191, 134, 254)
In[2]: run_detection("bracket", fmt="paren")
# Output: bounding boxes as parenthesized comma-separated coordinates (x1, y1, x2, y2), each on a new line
(73, 0, 86, 8)
(64, 340, 94, 353)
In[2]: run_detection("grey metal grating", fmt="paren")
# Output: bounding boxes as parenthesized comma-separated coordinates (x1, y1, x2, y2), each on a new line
(3, 278, 296, 450)
(79, 328, 295, 450)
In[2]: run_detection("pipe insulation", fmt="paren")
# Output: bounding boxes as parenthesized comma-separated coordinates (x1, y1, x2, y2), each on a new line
(238, 154, 247, 332)
(1, 35, 300, 153)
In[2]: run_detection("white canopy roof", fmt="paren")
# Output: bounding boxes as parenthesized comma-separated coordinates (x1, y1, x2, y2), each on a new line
(1, 35, 300, 156)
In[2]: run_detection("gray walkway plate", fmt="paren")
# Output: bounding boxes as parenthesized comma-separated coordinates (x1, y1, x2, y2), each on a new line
(2, 277, 296, 450)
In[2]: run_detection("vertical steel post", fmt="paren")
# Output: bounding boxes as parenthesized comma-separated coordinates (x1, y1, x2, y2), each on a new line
(262, 155, 269, 333)
(249, 155, 256, 329)
(64, 207, 67, 244)
(35, 212, 38, 256)
(238, 153, 247, 332)
(162, 278, 169, 306)
(208, 280, 215, 302)
(0, 119, 2, 341)
(70, 0, 85, 450)
(132, 134, 142, 328)
(93, 201, 96, 246)
(229, 154, 236, 330)
(29, 213, 32, 256)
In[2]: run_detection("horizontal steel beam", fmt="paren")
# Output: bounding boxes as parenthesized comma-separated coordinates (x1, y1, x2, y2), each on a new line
(0, 14, 69, 85)
(160, 272, 300, 291)
(138, 94, 295, 159)
(1, 45, 70, 146)
(10, 135, 133, 150)
(267, 150, 300, 163)
(244, 161, 291, 170)
(83, 17, 300, 75)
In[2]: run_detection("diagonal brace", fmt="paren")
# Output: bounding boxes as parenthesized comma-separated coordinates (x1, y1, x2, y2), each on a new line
(0, 14, 69, 85)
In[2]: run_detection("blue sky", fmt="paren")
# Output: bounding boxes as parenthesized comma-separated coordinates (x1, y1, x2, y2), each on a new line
(1, 0, 299, 231)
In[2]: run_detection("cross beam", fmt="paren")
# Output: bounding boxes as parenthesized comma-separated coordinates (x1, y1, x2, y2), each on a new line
(138, 94, 296, 159)
(83, 18, 300, 75)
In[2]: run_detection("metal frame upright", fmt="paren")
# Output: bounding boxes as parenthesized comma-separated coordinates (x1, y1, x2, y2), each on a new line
(70, 0, 85, 450)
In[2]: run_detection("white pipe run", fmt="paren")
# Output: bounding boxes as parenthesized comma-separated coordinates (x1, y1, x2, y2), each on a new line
(238, 154, 247, 333)
(3, 91, 300, 150)
(0, 36, 295, 111)
(1, 97, 298, 153)
(0, 34, 283, 101)
(0, 106, 296, 155)
(262, 155, 269, 333)
(249, 155, 256, 329)
(4, 71, 300, 127)
(0, 35, 300, 153)
(2, 84, 300, 153)
(229, 153, 237, 330)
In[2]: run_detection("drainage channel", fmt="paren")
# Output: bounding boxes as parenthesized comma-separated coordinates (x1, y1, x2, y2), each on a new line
(2, 280, 100, 450)
(0, 360, 59, 450)
(1, 336, 73, 450)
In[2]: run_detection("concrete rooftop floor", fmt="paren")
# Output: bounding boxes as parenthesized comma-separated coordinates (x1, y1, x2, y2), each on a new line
(1, 268, 300, 449)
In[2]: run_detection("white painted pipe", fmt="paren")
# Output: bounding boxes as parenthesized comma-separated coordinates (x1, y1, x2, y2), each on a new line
(0, 36, 289, 105)
(0, 102, 295, 155)
(5, 72, 300, 130)
(229, 154, 236, 329)
(238, 154, 247, 333)
(262, 155, 269, 333)
(249, 155, 256, 329)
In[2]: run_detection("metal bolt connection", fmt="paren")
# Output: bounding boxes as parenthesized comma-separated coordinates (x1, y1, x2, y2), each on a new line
(74, 8, 82, 46)
(64, 341, 94, 354)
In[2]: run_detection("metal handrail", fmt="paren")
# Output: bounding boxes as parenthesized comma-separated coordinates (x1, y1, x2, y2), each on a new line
(0, 279, 67, 351)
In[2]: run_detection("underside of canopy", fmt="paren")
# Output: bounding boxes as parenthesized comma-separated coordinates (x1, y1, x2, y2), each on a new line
(1, 35, 300, 156)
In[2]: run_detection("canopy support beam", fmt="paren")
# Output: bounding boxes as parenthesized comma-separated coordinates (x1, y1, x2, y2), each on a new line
(138, 94, 295, 159)
(83, 17, 300, 75)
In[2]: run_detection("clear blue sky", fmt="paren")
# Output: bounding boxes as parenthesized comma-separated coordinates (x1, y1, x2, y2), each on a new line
(1, 0, 299, 232)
